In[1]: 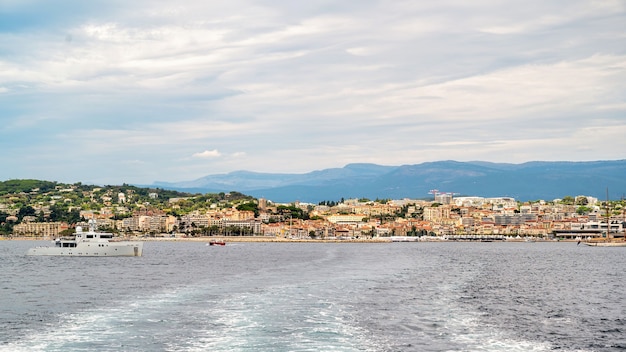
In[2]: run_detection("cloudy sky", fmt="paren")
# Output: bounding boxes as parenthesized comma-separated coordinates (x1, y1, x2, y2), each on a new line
(1, 1, 625, 185)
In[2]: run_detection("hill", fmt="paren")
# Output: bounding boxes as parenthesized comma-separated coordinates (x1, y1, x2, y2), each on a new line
(151, 160, 626, 203)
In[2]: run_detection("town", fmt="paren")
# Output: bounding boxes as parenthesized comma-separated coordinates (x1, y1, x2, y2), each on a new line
(1, 180, 624, 241)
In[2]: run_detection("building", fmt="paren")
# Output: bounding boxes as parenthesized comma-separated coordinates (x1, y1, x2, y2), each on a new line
(494, 214, 538, 226)
(435, 193, 453, 205)
(220, 219, 262, 235)
(13, 222, 68, 237)
(326, 214, 367, 224)
(423, 206, 451, 221)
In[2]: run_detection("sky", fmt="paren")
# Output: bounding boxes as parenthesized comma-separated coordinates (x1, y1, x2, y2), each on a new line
(1, 0, 625, 185)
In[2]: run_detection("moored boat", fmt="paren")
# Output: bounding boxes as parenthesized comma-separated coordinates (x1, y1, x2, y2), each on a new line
(582, 189, 626, 247)
(209, 240, 226, 246)
(583, 240, 626, 247)
(26, 220, 143, 256)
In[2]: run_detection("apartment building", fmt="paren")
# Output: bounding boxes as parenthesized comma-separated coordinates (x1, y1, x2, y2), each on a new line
(326, 214, 367, 224)
(13, 221, 69, 237)
(423, 206, 451, 221)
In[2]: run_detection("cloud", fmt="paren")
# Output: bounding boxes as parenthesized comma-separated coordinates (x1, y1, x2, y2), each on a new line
(192, 149, 222, 158)
(0, 0, 624, 184)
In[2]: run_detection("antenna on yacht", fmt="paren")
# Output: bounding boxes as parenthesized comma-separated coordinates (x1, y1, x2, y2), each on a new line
(88, 219, 97, 233)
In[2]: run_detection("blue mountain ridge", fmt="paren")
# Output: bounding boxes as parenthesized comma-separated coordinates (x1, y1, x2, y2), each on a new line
(150, 160, 626, 203)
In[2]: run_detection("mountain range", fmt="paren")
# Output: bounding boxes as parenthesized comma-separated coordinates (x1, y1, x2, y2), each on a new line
(151, 160, 626, 203)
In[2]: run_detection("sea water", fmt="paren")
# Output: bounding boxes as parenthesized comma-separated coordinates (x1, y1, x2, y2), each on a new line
(1, 240, 624, 351)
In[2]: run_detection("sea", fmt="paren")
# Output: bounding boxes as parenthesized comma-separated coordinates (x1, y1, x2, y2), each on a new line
(1, 240, 624, 352)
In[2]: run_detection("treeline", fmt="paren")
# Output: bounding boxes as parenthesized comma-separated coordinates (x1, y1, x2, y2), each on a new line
(0, 180, 59, 195)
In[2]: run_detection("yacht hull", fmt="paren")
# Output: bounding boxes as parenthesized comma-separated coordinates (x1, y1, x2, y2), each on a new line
(27, 242, 143, 256)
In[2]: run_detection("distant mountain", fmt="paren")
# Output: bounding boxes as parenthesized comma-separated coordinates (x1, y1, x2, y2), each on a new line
(151, 160, 626, 203)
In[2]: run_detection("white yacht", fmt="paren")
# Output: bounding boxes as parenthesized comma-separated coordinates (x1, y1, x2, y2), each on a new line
(26, 220, 143, 257)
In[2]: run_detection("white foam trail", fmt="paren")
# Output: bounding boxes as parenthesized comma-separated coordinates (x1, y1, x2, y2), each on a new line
(429, 279, 558, 352)
(169, 285, 380, 352)
(0, 288, 187, 352)
(1, 281, 381, 352)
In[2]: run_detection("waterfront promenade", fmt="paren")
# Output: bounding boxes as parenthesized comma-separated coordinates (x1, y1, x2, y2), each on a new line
(2, 235, 572, 243)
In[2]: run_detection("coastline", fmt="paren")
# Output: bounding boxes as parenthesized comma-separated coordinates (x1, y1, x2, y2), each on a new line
(1, 235, 575, 243)
(0, 235, 389, 243)
(141, 236, 392, 243)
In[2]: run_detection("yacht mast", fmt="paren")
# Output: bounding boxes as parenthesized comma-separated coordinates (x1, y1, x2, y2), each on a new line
(605, 188, 610, 240)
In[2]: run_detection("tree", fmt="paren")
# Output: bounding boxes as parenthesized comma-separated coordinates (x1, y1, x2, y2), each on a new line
(276, 205, 308, 220)
(18, 206, 36, 218)
(575, 196, 589, 206)
(236, 201, 259, 217)
(59, 228, 74, 236)
(0, 180, 57, 195)
(208, 225, 220, 236)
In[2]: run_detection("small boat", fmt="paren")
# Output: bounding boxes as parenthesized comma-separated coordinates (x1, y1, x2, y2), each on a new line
(583, 240, 626, 247)
(209, 240, 226, 246)
(26, 220, 143, 256)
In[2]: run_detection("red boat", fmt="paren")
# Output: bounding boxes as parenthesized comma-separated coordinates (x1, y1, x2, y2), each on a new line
(209, 241, 226, 246)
